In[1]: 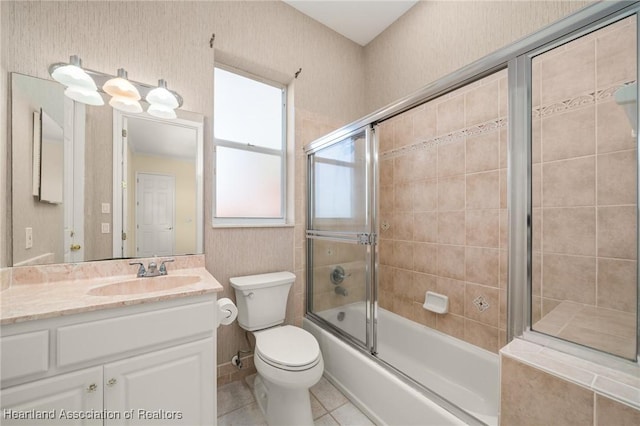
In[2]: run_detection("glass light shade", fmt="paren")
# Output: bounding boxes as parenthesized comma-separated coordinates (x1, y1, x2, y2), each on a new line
(103, 76, 140, 100)
(64, 86, 104, 106)
(51, 64, 97, 90)
(147, 103, 177, 119)
(109, 96, 143, 113)
(146, 86, 179, 109)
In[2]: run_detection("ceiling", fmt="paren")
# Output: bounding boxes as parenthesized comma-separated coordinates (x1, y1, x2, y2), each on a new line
(127, 117, 197, 161)
(283, 0, 419, 46)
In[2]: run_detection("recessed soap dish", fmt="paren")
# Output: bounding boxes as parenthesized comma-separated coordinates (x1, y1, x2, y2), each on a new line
(422, 291, 449, 314)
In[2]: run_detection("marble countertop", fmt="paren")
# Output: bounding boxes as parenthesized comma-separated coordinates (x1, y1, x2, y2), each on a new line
(1, 256, 223, 325)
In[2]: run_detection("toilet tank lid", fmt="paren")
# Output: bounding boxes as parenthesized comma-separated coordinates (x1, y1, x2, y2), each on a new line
(230, 271, 296, 290)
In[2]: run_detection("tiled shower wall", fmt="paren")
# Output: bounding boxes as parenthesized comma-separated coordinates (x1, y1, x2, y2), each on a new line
(530, 15, 637, 358)
(378, 69, 508, 353)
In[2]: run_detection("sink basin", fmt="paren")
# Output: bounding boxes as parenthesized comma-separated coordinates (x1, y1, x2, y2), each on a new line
(87, 275, 201, 296)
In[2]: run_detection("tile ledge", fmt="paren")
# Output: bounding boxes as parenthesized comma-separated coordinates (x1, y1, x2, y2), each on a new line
(501, 340, 640, 410)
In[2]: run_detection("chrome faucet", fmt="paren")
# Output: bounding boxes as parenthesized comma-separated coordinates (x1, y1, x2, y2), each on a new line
(130, 259, 175, 278)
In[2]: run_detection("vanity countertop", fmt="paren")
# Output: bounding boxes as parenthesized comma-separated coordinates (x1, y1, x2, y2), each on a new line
(0, 256, 223, 325)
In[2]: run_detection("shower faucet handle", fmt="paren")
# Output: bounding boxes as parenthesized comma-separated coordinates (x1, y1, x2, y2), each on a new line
(330, 265, 350, 285)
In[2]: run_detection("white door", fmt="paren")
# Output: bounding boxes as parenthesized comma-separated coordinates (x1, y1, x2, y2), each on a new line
(104, 339, 215, 426)
(1, 367, 102, 426)
(135, 173, 175, 257)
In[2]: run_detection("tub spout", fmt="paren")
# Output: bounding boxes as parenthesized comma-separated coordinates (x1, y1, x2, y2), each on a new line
(335, 285, 349, 296)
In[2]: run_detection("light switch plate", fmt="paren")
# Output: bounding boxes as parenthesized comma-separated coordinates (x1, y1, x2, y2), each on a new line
(101, 203, 110, 214)
(101, 223, 110, 234)
(25, 227, 33, 249)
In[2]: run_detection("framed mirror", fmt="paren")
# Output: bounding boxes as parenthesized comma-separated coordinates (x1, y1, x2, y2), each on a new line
(10, 73, 204, 267)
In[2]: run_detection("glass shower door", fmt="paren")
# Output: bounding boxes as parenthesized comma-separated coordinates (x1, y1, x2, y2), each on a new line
(306, 126, 376, 351)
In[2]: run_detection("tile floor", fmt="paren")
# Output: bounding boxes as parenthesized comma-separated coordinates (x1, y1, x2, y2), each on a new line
(217, 374, 375, 426)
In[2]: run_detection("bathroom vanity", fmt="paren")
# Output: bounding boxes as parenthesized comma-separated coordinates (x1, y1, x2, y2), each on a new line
(0, 255, 222, 425)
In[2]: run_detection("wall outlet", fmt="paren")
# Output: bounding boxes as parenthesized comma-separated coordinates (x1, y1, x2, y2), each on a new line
(101, 223, 110, 234)
(101, 203, 110, 214)
(25, 227, 33, 249)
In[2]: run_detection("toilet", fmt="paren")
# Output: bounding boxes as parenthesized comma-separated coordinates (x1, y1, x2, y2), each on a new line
(230, 271, 323, 426)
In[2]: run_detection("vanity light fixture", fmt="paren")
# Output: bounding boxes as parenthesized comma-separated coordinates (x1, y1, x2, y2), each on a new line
(48, 56, 184, 117)
(103, 69, 143, 113)
(48, 55, 104, 106)
(146, 79, 178, 119)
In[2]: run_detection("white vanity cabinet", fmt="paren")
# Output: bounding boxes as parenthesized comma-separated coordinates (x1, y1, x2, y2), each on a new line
(1, 366, 103, 426)
(1, 294, 217, 425)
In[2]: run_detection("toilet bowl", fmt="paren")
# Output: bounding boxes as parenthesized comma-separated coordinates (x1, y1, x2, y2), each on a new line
(230, 272, 324, 426)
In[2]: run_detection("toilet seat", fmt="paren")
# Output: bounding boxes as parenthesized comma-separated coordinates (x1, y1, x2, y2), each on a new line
(254, 325, 320, 371)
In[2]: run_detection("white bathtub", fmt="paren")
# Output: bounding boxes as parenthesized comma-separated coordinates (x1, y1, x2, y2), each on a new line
(304, 304, 499, 426)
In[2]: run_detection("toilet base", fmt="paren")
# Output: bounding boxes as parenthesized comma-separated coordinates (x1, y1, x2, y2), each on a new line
(253, 374, 314, 426)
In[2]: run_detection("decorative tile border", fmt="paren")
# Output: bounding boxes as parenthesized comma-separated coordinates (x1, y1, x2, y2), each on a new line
(380, 80, 635, 161)
(381, 118, 507, 160)
(533, 80, 636, 118)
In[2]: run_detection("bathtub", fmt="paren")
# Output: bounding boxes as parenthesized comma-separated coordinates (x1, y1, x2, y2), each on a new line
(304, 304, 499, 426)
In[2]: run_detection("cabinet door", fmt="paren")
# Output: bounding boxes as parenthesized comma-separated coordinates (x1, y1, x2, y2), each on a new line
(1, 367, 102, 426)
(104, 338, 214, 426)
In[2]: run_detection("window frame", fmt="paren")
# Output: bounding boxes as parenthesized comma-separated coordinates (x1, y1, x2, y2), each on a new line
(212, 64, 288, 227)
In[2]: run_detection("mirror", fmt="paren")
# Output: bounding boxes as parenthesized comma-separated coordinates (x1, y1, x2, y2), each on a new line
(10, 73, 204, 267)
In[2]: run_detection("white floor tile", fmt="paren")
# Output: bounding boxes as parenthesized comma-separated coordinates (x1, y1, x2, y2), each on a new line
(311, 392, 328, 419)
(217, 380, 256, 416)
(245, 373, 257, 389)
(330, 402, 375, 426)
(217, 402, 267, 426)
(310, 376, 349, 412)
(315, 413, 340, 426)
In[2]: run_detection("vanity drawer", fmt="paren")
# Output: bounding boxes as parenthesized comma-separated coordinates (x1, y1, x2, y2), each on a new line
(57, 300, 215, 367)
(1, 330, 49, 382)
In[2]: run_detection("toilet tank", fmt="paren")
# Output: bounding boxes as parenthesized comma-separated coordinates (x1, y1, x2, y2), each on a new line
(230, 271, 295, 331)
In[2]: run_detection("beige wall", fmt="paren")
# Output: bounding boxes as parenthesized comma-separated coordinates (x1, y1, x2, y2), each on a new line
(364, 0, 593, 110)
(84, 104, 113, 261)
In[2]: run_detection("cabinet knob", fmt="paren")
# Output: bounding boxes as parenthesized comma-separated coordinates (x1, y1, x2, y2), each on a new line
(70, 244, 82, 251)
(87, 383, 98, 393)
(107, 378, 117, 387)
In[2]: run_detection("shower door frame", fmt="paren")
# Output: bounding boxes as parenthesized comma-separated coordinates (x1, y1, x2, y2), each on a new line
(305, 125, 378, 355)
(508, 3, 640, 366)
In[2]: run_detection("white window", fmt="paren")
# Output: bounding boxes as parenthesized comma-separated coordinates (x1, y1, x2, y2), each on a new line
(314, 140, 355, 219)
(213, 66, 287, 226)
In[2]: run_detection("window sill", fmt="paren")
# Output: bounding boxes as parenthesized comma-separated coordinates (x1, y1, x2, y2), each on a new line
(211, 222, 295, 229)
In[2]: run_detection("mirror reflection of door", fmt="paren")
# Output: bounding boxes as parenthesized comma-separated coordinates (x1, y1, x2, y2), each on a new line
(136, 173, 175, 257)
(115, 113, 201, 259)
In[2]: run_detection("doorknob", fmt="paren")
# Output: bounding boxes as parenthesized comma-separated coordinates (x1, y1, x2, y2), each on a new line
(166, 227, 173, 230)
(70, 244, 81, 251)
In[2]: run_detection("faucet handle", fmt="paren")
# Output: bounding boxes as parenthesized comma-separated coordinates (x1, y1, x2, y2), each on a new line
(159, 258, 175, 275)
(129, 262, 146, 277)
